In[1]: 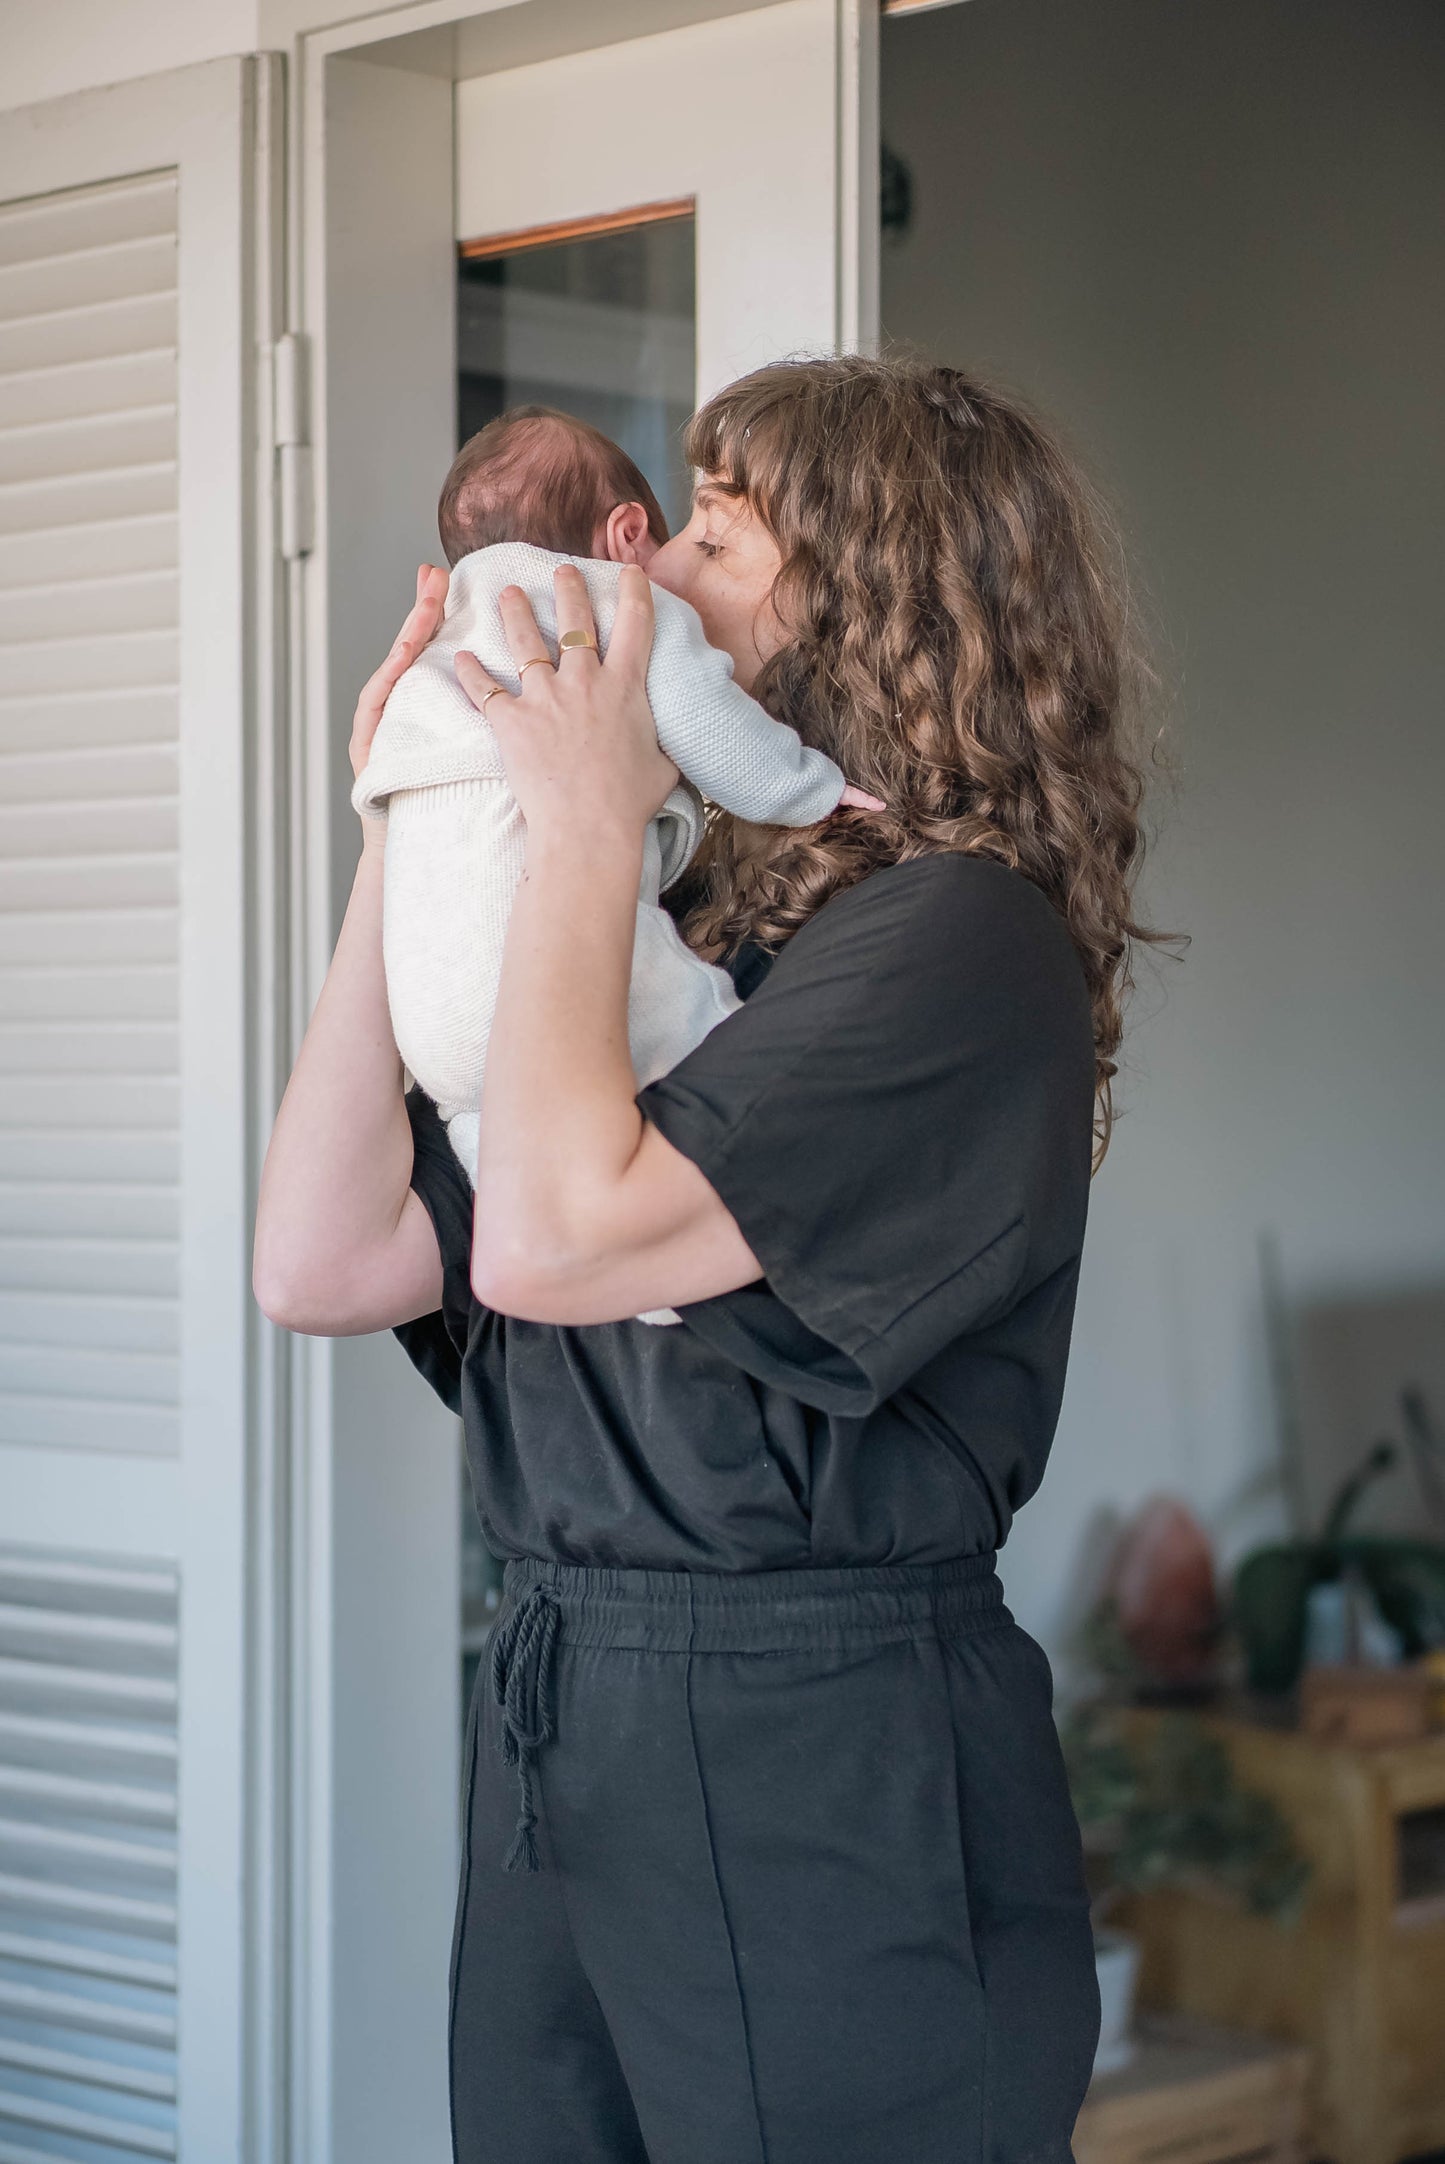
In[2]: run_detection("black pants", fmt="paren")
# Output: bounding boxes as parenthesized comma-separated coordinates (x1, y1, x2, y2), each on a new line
(450, 1552, 1100, 2164)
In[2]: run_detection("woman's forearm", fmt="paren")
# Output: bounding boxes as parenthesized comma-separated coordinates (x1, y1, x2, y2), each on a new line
(252, 828, 415, 1314)
(470, 818, 647, 1301)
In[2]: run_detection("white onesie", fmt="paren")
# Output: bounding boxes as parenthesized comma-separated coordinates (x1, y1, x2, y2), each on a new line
(351, 542, 846, 1326)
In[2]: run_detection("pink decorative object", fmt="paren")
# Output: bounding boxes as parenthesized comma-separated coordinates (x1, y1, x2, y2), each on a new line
(1109, 1495, 1223, 1683)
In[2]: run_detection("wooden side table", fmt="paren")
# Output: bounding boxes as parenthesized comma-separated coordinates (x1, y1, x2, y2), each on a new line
(1112, 1707, 1445, 2164)
(1073, 2011, 1310, 2164)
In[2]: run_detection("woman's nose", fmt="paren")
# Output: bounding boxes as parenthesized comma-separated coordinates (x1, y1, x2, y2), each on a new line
(645, 536, 688, 601)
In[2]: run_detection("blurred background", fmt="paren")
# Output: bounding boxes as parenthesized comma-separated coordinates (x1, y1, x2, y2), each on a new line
(0, 1, 1440, 2159)
(880, 8, 1445, 2154)
(881, 0, 1445, 1696)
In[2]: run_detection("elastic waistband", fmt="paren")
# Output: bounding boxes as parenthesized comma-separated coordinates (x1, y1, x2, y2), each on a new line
(500, 1551, 1010, 1656)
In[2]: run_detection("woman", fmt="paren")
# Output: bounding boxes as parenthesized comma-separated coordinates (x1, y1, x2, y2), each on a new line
(254, 355, 1158, 2164)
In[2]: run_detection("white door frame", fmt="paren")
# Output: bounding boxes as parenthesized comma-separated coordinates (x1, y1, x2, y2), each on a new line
(452, 4, 877, 402)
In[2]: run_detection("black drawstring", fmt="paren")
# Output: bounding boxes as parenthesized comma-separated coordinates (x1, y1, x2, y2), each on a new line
(489, 1584, 561, 1873)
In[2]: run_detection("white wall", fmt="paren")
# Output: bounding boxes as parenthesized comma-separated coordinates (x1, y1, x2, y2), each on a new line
(881, 0, 1445, 1682)
(0, 0, 260, 110)
(0, 0, 807, 117)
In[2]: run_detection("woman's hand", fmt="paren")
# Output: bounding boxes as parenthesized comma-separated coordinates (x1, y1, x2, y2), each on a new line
(349, 562, 450, 790)
(453, 564, 679, 849)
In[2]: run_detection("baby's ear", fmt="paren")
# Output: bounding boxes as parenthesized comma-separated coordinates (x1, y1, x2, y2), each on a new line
(603, 500, 658, 567)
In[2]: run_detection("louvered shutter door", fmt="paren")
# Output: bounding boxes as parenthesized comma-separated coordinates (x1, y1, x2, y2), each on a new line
(0, 59, 276, 2163)
(0, 169, 182, 1462)
(0, 1549, 179, 2162)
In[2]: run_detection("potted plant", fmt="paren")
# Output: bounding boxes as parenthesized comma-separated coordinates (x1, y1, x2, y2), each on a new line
(1232, 1420, 1445, 1695)
(1060, 1599, 1312, 2077)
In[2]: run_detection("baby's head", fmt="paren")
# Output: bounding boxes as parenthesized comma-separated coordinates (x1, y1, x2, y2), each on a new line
(438, 406, 669, 570)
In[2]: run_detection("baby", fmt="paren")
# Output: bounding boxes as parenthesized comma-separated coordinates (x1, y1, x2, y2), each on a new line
(353, 406, 855, 1325)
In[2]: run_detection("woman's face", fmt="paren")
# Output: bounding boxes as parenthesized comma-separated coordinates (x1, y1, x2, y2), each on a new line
(648, 479, 787, 693)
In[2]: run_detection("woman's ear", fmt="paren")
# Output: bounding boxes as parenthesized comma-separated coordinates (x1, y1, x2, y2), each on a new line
(602, 500, 660, 567)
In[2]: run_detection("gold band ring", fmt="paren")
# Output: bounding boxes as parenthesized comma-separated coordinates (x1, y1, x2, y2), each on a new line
(558, 628, 599, 653)
(517, 655, 553, 681)
(480, 684, 504, 715)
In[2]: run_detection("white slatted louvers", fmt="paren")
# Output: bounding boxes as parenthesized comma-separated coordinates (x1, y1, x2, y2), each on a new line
(0, 169, 183, 2162)
(0, 1547, 179, 2163)
(0, 169, 180, 1462)
(0, 58, 274, 2162)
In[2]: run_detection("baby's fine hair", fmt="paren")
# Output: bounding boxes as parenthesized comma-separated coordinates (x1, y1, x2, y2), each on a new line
(438, 405, 670, 565)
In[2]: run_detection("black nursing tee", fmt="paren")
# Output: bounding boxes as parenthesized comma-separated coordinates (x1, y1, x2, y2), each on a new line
(394, 852, 1096, 1571)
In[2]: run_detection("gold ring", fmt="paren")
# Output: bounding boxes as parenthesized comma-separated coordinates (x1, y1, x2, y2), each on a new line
(480, 685, 504, 715)
(558, 629, 599, 652)
(517, 656, 553, 680)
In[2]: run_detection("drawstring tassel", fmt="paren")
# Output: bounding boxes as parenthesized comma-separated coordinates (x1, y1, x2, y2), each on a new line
(503, 1760, 541, 1875)
(489, 1585, 561, 1873)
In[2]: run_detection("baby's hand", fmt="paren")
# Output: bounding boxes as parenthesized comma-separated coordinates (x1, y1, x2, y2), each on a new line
(837, 782, 888, 812)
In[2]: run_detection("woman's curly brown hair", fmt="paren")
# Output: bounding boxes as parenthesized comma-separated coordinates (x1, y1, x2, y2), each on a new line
(669, 353, 1170, 1165)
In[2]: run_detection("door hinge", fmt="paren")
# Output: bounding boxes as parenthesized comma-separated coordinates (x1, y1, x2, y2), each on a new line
(274, 331, 314, 561)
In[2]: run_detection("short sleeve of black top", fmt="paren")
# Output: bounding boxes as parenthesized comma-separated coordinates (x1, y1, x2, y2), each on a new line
(393, 853, 1096, 1574)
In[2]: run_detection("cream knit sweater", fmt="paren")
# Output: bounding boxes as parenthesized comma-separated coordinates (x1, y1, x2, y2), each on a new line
(352, 543, 846, 1327)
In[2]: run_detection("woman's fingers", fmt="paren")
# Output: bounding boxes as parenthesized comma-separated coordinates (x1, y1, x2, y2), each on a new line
(605, 562, 656, 682)
(553, 562, 601, 665)
(497, 584, 554, 677)
(454, 648, 505, 715)
(390, 565, 447, 676)
(465, 563, 673, 840)
(349, 563, 448, 782)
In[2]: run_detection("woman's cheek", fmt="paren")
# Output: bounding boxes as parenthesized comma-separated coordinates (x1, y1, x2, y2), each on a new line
(658, 563, 731, 664)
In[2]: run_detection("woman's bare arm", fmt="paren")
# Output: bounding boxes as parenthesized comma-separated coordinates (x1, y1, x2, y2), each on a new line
(252, 567, 453, 1335)
(471, 816, 766, 1323)
(454, 565, 768, 1324)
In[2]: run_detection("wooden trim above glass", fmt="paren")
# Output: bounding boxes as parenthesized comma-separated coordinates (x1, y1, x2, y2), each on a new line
(458, 195, 695, 263)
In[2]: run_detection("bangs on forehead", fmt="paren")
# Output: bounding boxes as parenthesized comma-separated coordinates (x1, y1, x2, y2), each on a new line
(684, 382, 793, 516)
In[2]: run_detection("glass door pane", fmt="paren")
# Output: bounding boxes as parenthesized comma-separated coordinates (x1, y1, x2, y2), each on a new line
(457, 205, 697, 534)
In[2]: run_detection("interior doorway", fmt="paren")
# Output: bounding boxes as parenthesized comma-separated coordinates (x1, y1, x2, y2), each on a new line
(301, 7, 876, 2153)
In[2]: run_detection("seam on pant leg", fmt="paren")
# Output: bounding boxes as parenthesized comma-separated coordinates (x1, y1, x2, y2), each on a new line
(980, 1964, 993, 2164)
(680, 1589, 770, 2164)
(935, 1634, 990, 2164)
(448, 1677, 484, 2164)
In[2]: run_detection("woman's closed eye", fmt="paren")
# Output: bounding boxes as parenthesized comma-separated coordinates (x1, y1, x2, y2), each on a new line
(694, 537, 723, 559)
